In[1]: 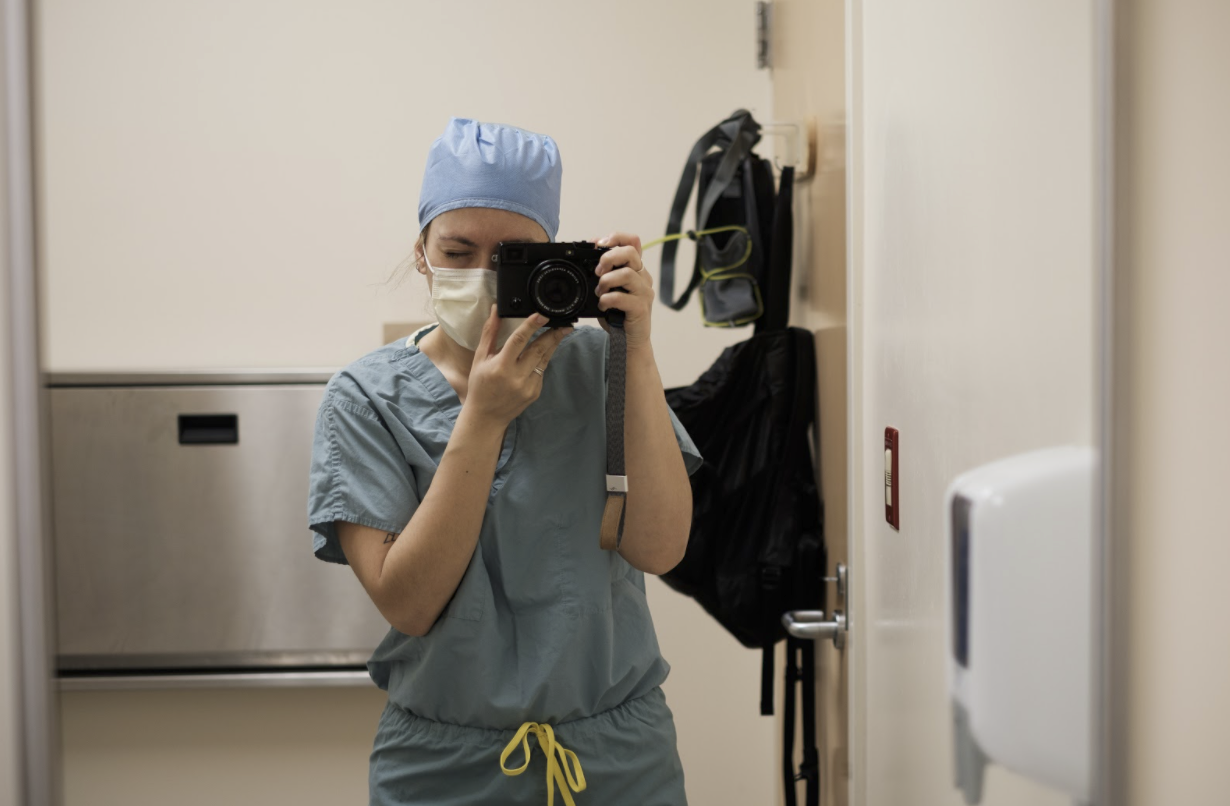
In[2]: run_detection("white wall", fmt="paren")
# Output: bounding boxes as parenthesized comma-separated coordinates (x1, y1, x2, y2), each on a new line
(847, 2, 1096, 805)
(35, 2, 777, 804)
(36, 0, 766, 390)
(1115, 1, 1230, 802)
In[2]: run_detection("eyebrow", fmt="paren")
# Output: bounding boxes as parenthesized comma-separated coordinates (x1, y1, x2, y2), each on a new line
(435, 235, 537, 247)
(436, 235, 479, 247)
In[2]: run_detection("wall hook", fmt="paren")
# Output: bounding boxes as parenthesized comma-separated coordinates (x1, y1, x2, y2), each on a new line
(760, 118, 816, 179)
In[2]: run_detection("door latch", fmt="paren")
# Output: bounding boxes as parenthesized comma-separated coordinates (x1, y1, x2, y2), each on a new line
(782, 563, 848, 649)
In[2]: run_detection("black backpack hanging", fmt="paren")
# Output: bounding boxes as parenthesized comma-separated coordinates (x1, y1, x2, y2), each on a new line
(662, 326, 823, 676)
(663, 327, 824, 806)
(657, 109, 793, 329)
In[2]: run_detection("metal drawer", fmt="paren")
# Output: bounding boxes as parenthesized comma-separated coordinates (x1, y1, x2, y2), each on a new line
(47, 371, 390, 686)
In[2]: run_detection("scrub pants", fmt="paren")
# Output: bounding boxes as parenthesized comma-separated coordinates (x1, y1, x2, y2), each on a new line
(369, 687, 688, 806)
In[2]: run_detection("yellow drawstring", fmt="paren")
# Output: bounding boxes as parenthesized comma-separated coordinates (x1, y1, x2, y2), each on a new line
(500, 721, 587, 806)
(641, 224, 751, 254)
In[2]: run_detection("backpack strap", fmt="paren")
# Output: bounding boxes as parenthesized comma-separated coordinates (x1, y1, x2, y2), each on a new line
(782, 638, 800, 806)
(781, 329, 822, 805)
(659, 111, 762, 311)
(695, 122, 759, 235)
(801, 637, 820, 806)
(797, 552, 821, 806)
(783, 635, 820, 806)
(761, 644, 775, 716)
(761, 561, 787, 716)
(757, 164, 795, 333)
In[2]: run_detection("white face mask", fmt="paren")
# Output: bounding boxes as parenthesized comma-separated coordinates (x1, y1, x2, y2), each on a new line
(422, 251, 526, 351)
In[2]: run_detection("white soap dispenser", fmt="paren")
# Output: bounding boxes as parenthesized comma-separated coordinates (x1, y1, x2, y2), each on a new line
(945, 446, 1097, 805)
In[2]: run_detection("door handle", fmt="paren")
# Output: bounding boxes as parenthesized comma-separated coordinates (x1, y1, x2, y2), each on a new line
(782, 562, 848, 649)
(782, 610, 847, 649)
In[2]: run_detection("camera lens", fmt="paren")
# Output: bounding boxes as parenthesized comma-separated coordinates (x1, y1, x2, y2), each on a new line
(528, 261, 586, 319)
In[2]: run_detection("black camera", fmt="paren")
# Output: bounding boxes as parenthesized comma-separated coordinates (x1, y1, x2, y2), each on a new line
(495, 241, 615, 327)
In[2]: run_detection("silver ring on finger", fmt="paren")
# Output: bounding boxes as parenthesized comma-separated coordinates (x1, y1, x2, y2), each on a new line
(533, 365, 545, 376)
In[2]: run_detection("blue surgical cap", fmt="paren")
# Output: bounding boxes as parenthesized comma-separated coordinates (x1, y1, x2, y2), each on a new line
(418, 118, 562, 241)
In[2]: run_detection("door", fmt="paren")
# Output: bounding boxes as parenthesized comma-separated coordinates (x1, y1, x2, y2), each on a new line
(772, 1, 1102, 806)
(773, 2, 1101, 805)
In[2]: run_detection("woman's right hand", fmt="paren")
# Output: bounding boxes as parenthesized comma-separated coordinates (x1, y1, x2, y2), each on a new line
(464, 305, 572, 426)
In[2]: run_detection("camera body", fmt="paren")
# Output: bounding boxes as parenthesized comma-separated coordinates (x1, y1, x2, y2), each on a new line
(496, 241, 612, 327)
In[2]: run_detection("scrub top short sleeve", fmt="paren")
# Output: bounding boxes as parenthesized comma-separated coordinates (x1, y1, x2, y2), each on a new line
(307, 377, 421, 565)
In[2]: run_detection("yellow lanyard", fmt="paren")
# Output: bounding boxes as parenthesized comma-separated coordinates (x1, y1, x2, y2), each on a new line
(499, 721, 587, 806)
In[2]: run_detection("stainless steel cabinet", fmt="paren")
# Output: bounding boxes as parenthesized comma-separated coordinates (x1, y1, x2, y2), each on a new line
(47, 371, 390, 688)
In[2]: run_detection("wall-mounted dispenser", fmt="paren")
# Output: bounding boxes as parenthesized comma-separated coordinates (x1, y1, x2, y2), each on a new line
(945, 446, 1097, 805)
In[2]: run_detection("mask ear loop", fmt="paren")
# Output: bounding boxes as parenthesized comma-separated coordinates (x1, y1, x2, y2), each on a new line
(417, 229, 433, 275)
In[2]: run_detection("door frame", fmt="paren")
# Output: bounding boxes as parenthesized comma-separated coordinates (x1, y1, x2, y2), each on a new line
(2, 0, 59, 801)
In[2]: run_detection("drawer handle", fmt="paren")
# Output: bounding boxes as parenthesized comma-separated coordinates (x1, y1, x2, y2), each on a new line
(178, 414, 238, 445)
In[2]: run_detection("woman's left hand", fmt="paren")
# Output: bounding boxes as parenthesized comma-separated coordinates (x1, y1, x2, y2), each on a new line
(593, 232, 654, 352)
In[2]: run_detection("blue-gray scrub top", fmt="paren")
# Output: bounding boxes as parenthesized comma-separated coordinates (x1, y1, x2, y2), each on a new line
(307, 325, 703, 731)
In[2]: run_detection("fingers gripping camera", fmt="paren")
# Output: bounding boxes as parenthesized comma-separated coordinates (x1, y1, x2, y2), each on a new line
(495, 242, 626, 327)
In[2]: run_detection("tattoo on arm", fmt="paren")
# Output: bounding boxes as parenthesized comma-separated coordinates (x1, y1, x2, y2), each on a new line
(384, 533, 398, 544)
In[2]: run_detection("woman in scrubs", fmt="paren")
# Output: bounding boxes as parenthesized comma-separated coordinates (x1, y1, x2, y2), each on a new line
(307, 118, 702, 806)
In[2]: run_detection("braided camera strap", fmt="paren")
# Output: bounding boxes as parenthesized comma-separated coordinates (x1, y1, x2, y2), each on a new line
(599, 322, 627, 551)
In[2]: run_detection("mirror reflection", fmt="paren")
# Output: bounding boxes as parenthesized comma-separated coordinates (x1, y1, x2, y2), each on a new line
(10, 1, 1128, 806)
